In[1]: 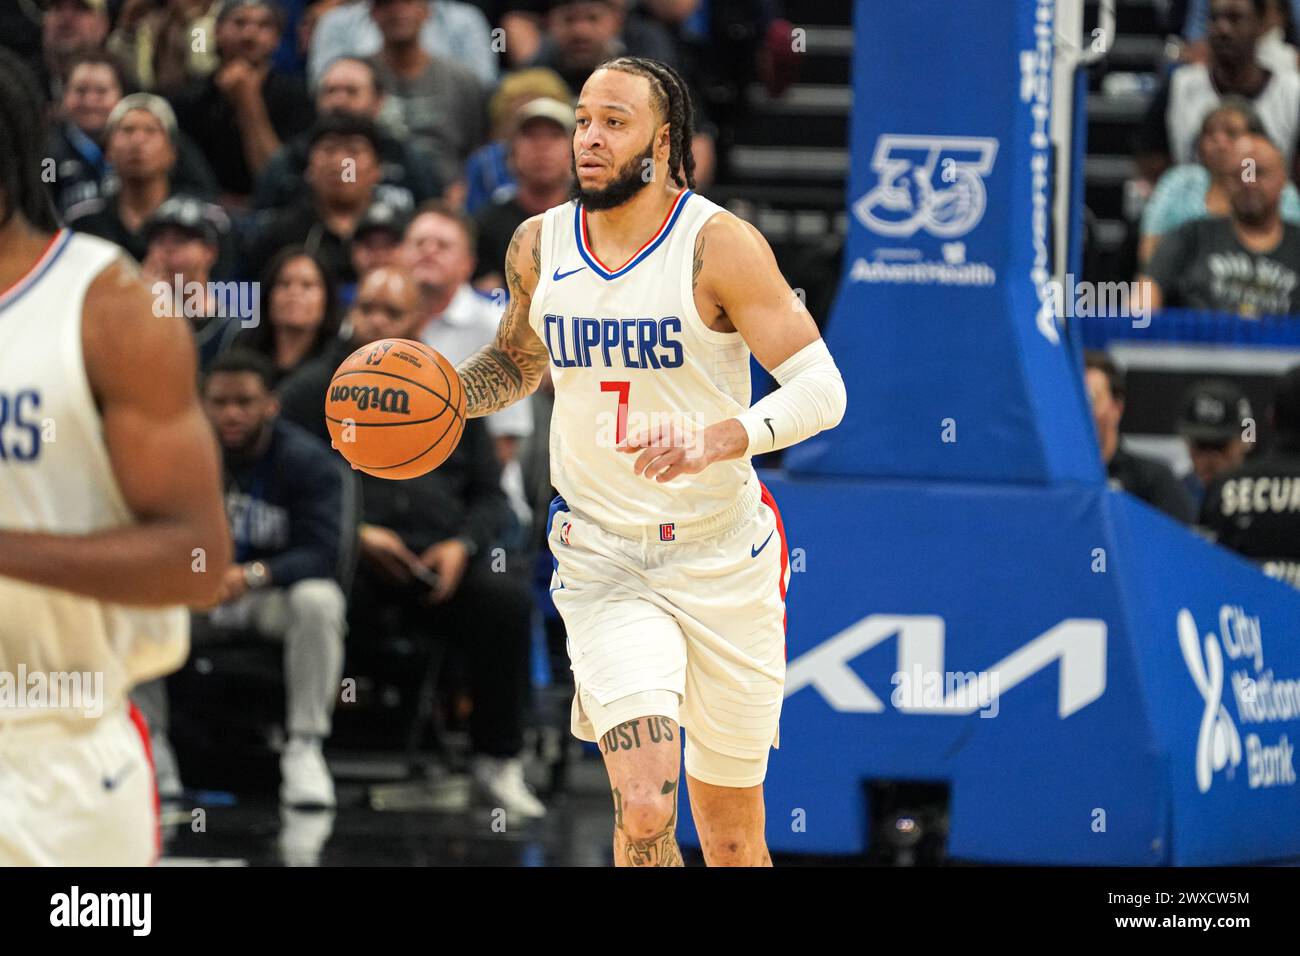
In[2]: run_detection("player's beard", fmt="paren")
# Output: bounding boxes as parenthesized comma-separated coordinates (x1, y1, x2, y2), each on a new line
(571, 136, 657, 211)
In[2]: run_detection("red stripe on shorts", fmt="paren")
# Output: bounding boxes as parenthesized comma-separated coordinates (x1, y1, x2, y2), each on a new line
(127, 701, 161, 865)
(759, 481, 789, 651)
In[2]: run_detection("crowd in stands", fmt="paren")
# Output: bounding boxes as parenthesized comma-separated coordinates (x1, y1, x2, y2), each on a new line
(5, 0, 787, 819)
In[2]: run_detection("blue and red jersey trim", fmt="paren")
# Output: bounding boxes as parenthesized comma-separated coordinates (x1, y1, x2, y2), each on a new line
(575, 189, 693, 280)
(0, 229, 70, 317)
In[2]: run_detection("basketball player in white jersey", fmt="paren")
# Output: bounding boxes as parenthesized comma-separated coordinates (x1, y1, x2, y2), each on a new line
(456, 57, 847, 866)
(0, 51, 231, 866)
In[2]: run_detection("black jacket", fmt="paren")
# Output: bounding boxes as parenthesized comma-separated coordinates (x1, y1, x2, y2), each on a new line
(224, 417, 350, 586)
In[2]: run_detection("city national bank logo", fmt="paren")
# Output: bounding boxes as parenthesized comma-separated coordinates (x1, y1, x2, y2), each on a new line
(850, 135, 999, 287)
(1178, 607, 1297, 793)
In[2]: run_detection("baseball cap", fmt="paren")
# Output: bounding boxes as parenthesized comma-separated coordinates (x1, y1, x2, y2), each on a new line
(1178, 379, 1253, 444)
(105, 93, 178, 142)
(307, 112, 383, 155)
(512, 97, 576, 135)
(354, 200, 411, 241)
(144, 195, 230, 246)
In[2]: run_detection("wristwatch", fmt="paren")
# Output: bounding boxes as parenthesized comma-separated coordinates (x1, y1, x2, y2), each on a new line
(243, 560, 271, 589)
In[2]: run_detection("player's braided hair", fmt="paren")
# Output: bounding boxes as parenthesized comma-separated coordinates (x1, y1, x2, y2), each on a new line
(0, 48, 58, 233)
(597, 56, 696, 190)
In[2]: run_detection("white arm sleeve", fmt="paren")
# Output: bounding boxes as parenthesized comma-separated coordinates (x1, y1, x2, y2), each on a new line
(734, 338, 847, 456)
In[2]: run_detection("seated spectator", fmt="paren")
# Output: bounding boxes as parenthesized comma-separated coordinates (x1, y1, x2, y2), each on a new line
(463, 66, 572, 216)
(46, 51, 220, 218)
(403, 204, 534, 467)
(1178, 379, 1255, 510)
(39, 0, 110, 101)
(253, 55, 443, 215)
(342, 198, 411, 305)
(472, 97, 574, 292)
(1141, 133, 1300, 316)
(140, 195, 245, 373)
(236, 246, 343, 385)
(404, 202, 536, 541)
(308, 0, 498, 86)
(65, 93, 184, 262)
(169, 0, 314, 206)
(1139, 98, 1300, 265)
(246, 113, 385, 287)
(1085, 350, 1197, 523)
(108, 0, 222, 96)
(198, 348, 349, 807)
(527, 0, 716, 190)
(1182, 0, 1300, 74)
(1137, 0, 1300, 185)
(328, 266, 545, 818)
(366, 0, 488, 197)
(529, 0, 678, 93)
(1202, 364, 1300, 587)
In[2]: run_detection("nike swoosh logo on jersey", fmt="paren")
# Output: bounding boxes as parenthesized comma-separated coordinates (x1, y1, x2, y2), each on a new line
(553, 266, 586, 281)
(751, 530, 775, 558)
(764, 418, 775, 444)
(102, 761, 137, 791)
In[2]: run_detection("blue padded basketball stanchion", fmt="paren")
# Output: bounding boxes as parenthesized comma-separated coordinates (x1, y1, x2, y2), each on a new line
(675, 0, 1300, 864)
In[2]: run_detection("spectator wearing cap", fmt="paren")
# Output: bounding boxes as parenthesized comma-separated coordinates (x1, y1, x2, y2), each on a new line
(462, 67, 572, 216)
(39, 0, 110, 101)
(108, 0, 223, 96)
(47, 50, 222, 219)
(308, 0, 498, 87)
(1178, 379, 1255, 509)
(169, 0, 315, 206)
(363, 0, 488, 200)
(66, 93, 186, 262)
(1136, 0, 1300, 186)
(1202, 365, 1300, 588)
(1084, 350, 1197, 523)
(246, 113, 385, 288)
(253, 56, 442, 215)
(1140, 133, 1300, 317)
(343, 199, 411, 304)
(141, 194, 244, 373)
(472, 97, 574, 293)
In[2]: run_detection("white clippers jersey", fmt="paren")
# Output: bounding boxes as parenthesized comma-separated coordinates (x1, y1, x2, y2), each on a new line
(0, 230, 187, 725)
(529, 190, 756, 531)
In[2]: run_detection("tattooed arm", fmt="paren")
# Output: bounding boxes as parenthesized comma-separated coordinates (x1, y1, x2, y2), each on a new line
(457, 215, 552, 418)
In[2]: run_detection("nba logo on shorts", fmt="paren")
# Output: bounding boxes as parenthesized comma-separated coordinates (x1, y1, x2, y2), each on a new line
(560, 520, 572, 545)
(659, 523, 675, 542)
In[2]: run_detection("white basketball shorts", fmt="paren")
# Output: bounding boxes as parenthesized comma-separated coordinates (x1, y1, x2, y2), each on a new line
(547, 479, 790, 788)
(0, 703, 159, 866)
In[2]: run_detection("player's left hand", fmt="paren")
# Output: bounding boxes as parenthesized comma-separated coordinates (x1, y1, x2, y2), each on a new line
(618, 419, 747, 483)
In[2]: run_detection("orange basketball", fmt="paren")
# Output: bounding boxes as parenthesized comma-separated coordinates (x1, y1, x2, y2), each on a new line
(325, 338, 466, 479)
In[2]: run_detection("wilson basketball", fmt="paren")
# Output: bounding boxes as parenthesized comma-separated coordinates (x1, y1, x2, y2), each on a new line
(325, 338, 466, 479)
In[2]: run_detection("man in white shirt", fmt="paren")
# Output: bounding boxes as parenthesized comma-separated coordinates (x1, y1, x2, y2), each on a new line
(402, 202, 536, 538)
(308, 0, 498, 86)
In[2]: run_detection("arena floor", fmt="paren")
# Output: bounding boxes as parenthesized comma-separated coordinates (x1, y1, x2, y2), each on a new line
(156, 749, 859, 867)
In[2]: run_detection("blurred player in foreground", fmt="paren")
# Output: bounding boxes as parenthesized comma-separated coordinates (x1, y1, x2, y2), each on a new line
(0, 50, 230, 865)
(456, 56, 847, 866)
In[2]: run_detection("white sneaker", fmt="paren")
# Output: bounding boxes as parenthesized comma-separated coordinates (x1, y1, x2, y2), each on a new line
(280, 737, 336, 809)
(151, 733, 183, 801)
(472, 755, 547, 820)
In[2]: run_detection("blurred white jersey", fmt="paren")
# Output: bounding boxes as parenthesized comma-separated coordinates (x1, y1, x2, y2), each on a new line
(529, 190, 757, 534)
(0, 229, 188, 727)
